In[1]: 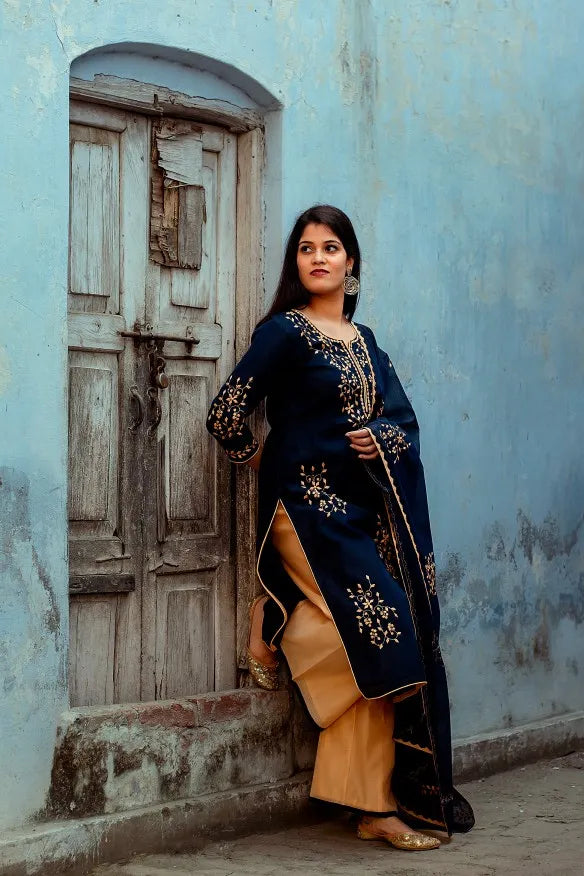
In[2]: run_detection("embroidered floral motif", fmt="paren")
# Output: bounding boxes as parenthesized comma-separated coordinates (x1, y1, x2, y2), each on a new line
(300, 463, 347, 516)
(207, 375, 254, 441)
(424, 552, 437, 597)
(346, 574, 402, 649)
(284, 311, 375, 427)
(226, 440, 259, 462)
(374, 513, 400, 579)
(378, 422, 411, 463)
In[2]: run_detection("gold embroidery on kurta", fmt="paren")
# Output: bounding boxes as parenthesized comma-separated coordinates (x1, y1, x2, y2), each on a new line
(377, 422, 411, 462)
(300, 463, 347, 516)
(285, 311, 376, 427)
(226, 439, 259, 461)
(207, 375, 254, 441)
(424, 552, 437, 597)
(347, 574, 402, 648)
(351, 327, 377, 415)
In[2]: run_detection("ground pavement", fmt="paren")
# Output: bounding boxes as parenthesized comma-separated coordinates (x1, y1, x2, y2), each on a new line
(92, 753, 584, 876)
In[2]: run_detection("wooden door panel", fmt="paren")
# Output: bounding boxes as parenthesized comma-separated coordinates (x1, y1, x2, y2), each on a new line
(168, 373, 210, 521)
(68, 353, 119, 534)
(168, 154, 217, 312)
(143, 124, 237, 698)
(68, 104, 148, 706)
(69, 125, 121, 313)
(69, 594, 136, 706)
(159, 359, 217, 536)
(69, 597, 117, 706)
(155, 572, 216, 699)
(68, 313, 126, 353)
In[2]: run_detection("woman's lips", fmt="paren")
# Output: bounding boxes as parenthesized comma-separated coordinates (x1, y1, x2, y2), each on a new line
(310, 270, 329, 276)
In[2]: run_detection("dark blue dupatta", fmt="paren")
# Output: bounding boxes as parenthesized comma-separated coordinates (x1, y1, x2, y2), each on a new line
(365, 346, 474, 833)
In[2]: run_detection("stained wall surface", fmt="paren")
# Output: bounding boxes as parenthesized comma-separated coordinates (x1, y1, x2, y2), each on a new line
(0, 0, 582, 831)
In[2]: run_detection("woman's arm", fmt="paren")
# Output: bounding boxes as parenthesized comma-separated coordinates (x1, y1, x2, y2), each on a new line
(206, 318, 292, 466)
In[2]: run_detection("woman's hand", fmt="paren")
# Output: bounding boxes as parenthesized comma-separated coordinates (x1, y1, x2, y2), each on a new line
(346, 428, 379, 460)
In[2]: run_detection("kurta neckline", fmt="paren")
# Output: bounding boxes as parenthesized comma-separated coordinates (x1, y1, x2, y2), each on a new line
(291, 308, 358, 345)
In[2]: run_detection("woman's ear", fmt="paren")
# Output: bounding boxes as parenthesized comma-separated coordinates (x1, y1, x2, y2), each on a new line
(346, 257, 354, 274)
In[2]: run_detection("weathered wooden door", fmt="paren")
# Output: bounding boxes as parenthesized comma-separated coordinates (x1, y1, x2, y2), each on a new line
(68, 101, 237, 706)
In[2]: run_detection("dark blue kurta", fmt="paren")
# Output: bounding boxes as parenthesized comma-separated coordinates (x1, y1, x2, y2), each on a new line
(206, 308, 474, 834)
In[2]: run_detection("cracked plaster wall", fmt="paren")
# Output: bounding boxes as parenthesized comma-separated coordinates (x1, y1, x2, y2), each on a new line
(0, 0, 582, 831)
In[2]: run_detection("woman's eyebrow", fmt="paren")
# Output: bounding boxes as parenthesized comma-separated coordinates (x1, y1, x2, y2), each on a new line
(298, 239, 341, 245)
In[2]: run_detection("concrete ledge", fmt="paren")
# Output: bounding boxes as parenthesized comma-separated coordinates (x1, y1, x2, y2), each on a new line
(453, 709, 584, 781)
(48, 689, 302, 819)
(0, 773, 315, 876)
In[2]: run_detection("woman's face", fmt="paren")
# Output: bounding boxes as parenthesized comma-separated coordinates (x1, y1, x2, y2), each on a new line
(296, 222, 354, 297)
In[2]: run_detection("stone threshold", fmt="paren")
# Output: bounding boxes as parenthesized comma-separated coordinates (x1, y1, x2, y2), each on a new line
(47, 688, 314, 820)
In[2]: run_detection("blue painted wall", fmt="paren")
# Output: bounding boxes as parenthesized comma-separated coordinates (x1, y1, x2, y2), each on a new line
(0, 0, 582, 830)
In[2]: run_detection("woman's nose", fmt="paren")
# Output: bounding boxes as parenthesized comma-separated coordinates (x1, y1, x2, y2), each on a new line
(312, 249, 326, 263)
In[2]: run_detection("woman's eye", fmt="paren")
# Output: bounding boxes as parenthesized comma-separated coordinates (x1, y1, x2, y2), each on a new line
(326, 245, 339, 252)
(299, 245, 312, 253)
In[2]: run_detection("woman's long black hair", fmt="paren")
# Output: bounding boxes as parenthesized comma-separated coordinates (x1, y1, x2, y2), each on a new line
(258, 205, 361, 326)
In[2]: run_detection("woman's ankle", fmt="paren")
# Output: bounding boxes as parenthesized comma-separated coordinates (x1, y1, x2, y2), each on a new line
(249, 598, 278, 665)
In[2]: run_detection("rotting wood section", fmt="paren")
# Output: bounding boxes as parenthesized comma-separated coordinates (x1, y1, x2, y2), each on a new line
(150, 120, 207, 269)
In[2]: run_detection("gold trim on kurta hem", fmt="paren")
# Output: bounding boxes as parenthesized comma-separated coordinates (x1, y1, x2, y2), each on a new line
(255, 502, 289, 646)
(274, 499, 426, 702)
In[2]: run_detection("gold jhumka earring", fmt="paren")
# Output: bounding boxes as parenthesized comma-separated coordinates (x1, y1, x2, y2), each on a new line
(344, 268, 360, 296)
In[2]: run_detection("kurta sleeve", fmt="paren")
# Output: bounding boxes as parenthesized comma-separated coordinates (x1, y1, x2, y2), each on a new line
(206, 317, 292, 463)
(368, 348, 421, 460)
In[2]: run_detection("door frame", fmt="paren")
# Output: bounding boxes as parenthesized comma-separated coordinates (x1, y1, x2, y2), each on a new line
(69, 74, 267, 686)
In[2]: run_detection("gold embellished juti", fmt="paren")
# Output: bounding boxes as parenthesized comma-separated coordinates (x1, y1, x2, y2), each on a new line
(207, 309, 475, 833)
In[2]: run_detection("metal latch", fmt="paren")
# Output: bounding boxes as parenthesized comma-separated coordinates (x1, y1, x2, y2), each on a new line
(119, 324, 201, 435)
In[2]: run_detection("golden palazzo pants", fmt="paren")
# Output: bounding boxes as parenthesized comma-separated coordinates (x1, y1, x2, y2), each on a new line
(270, 501, 397, 813)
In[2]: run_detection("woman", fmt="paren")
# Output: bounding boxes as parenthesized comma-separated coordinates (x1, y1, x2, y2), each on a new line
(206, 205, 474, 850)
